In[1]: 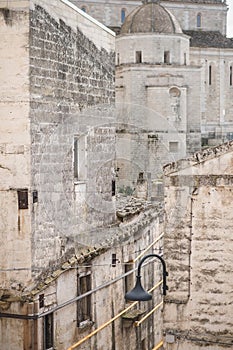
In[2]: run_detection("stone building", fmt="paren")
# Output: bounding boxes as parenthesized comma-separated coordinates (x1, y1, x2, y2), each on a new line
(72, 0, 233, 195)
(163, 141, 233, 350)
(115, 2, 202, 195)
(1, 0, 233, 349)
(0, 1, 166, 349)
(72, 0, 229, 36)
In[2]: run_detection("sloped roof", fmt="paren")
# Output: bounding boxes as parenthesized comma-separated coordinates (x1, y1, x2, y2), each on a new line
(184, 30, 233, 48)
(164, 140, 233, 175)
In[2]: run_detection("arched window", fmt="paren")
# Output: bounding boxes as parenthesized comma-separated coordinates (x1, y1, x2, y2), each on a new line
(197, 13, 201, 28)
(121, 8, 126, 23)
(81, 6, 86, 13)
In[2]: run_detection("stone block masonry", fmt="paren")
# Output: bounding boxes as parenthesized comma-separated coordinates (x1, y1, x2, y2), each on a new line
(0, 0, 115, 290)
(29, 4, 115, 113)
(29, 2, 116, 274)
(163, 143, 233, 350)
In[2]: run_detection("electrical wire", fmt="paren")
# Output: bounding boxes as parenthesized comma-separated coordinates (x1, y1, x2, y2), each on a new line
(67, 280, 163, 350)
(134, 300, 163, 327)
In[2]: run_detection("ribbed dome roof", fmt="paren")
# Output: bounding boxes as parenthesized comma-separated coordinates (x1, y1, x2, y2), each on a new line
(121, 1, 182, 35)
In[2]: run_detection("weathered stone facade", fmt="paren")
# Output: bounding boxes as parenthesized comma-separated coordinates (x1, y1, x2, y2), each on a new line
(0, 1, 167, 350)
(74, 0, 233, 150)
(115, 2, 202, 195)
(163, 141, 233, 349)
(112, 0, 233, 194)
(72, 0, 228, 36)
(0, 0, 115, 291)
(0, 1, 117, 348)
(0, 195, 165, 350)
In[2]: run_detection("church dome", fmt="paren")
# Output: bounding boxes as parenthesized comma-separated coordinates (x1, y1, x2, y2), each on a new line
(120, 1, 182, 35)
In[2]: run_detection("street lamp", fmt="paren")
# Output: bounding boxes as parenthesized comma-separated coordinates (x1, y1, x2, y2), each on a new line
(125, 254, 168, 301)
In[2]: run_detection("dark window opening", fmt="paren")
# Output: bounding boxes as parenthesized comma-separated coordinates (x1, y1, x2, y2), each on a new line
(17, 189, 28, 210)
(74, 138, 78, 179)
(33, 190, 38, 203)
(136, 51, 142, 63)
(112, 253, 117, 267)
(112, 180, 116, 196)
(117, 53, 120, 65)
(77, 274, 91, 326)
(201, 137, 209, 147)
(139, 172, 144, 180)
(164, 51, 170, 64)
(81, 7, 86, 12)
(39, 294, 44, 308)
(209, 65, 212, 85)
(184, 53, 187, 65)
(44, 313, 53, 350)
(230, 66, 232, 86)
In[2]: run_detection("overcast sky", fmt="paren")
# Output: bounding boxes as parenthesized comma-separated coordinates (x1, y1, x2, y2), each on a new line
(227, 1, 233, 37)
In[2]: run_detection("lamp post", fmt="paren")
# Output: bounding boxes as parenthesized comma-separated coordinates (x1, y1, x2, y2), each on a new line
(125, 254, 168, 301)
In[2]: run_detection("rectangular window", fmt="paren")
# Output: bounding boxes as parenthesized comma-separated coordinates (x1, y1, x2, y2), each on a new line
(230, 66, 232, 86)
(117, 53, 120, 65)
(169, 141, 179, 153)
(74, 135, 86, 180)
(77, 273, 92, 326)
(164, 51, 170, 64)
(17, 189, 28, 209)
(136, 51, 142, 63)
(44, 313, 53, 350)
(39, 294, 44, 308)
(209, 65, 212, 85)
(112, 180, 116, 196)
(121, 8, 126, 23)
(197, 13, 201, 28)
(184, 53, 187, 65)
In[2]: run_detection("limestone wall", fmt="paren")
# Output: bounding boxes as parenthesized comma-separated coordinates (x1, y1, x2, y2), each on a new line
(0, 4, 32, 287)
(190, 47, 233, 145)
(116, 33, 190, 66)
(0, 204, 164, 350)
(71, 0, 139, 30)
(29, 0, 115, 273)
(0, 0, 115, 288)
(71, 0, 228, 35)
(115, 62, 201, 190)
(163, 143, 233, 349)
(163, 1, 228, 35)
